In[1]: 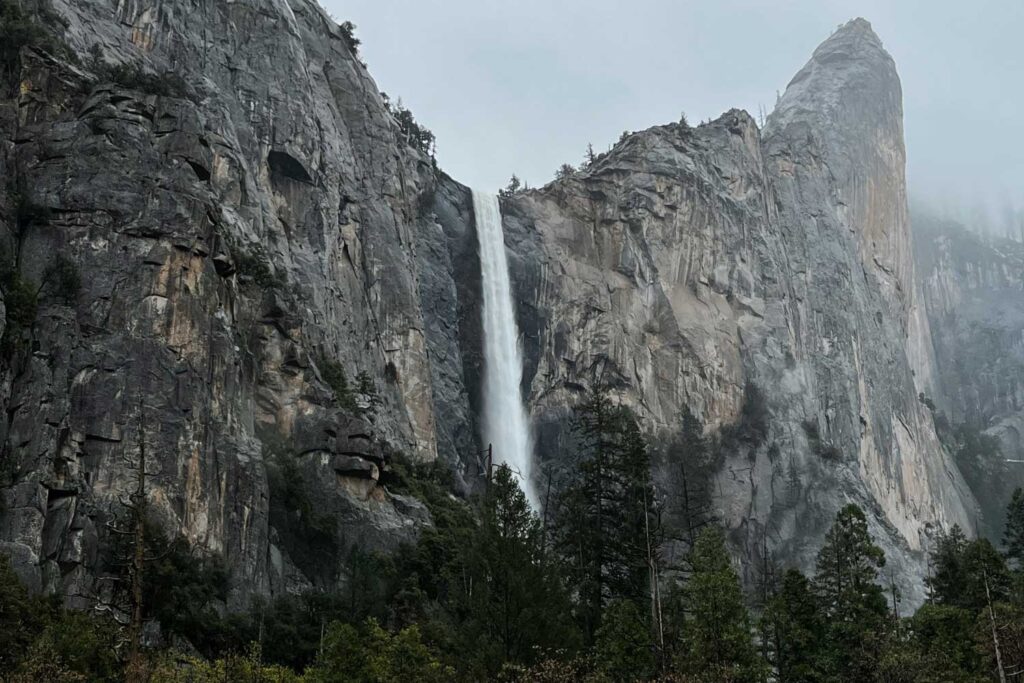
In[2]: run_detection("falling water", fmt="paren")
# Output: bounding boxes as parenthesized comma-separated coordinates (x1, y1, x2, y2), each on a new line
(472, 190, 539, 508)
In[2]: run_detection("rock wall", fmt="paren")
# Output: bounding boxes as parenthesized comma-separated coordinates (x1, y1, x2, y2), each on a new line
(0, 0, 478, 605)
(501, 19, 975, 604)
(913, 211, 1024, 529)
(0, 4, 994, 611)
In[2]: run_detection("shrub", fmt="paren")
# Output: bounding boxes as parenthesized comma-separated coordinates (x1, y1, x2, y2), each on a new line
(104, 61, 190, 98)
(0, 1, 69, 87)
(265, 444, 340, 583)
(233, 248, 283, 289)
(338, 20, 361, 55)
(355, 370, 382, 413)
(320, 358, 359, 413)
(802, 418, 842, 461)
(554, 163, 576, 180)
(381, 92, 435, 156)
(0, 258, 38, 354)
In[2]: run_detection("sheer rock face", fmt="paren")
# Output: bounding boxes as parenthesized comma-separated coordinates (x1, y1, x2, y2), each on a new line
(0, 0, 476, 603)
(502, 19, 974, 603)
(913, 215, 1024, 529)
(0, 5, 984, 609)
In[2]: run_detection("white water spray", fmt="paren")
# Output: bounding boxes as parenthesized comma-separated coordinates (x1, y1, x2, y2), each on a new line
(472, 190, 539, 508)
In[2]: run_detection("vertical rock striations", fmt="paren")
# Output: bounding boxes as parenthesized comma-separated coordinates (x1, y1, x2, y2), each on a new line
(501, 19, 974, 603)
(0, 0, 477, 602)
(0, 5, 993, 610)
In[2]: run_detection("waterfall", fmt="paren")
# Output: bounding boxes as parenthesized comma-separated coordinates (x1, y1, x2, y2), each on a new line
(472, 190, 539, 508)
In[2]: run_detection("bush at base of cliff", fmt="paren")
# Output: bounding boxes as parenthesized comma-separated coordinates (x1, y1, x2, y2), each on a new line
(0, 556, 123, 680)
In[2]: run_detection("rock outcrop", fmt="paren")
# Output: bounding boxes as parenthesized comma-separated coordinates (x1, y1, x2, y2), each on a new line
(0, 4, 992, 610)
(501, 19, 974, 603)
(0, 0, 477, 604)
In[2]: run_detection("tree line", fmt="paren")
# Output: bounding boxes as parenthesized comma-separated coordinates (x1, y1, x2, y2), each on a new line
(2, 386, 1024, 681)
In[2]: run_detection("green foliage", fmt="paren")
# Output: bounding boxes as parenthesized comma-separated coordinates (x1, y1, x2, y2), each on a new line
(664, 406, 718, 552)
(11, 609, 123, 681)
(85, 45, 192, 99)
(6, 390, 1024, 682)
(338, 20, 361, 55)
(0, 555, 123, 680)
(320, 358, 360, 413)
(143, 524, 231, 647)
(265, 446, 340, 582)
(0, 555, 45, 672)
(926, 525, 1011, 611)
(592, 599, 655, 682)
(812, 504, 889, 682)
(235, 247, 284, 289)
(307, 618, 453, 683)
(1004, 487, 1024, 567)
(450, 464, 580, 677)
(355, 370, 382, 413)
(555, 163, 576, 180)
(900, 603, 984, 680)
(552, 386, 658, 643)
(106, 62, 190, 97)
(150, 644, 302, 682)
(0, 0, 69, 87)
(681, 527, 760, 682)
(760, 569, 825, 683)
(499, 174, 522, 198)
(381, 93, 435, 156)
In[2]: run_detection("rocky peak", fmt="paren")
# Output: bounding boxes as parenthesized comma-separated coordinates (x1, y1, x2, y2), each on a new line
(766, 15, 914, 334)
(766, 18, 897, 138)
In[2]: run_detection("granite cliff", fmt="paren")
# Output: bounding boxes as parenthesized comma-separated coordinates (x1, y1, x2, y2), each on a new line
(501, 19, 973, 603)
(0, 2, 994, 610)
(913, 212, 1024, 533)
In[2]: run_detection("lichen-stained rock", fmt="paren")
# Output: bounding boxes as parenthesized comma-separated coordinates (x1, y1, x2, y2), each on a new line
(0, 0, 476, 605)
(501, 19, 975, 604)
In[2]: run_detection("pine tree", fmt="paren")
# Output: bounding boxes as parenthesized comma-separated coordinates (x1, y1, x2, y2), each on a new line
(1004, 488, 1024, 568)
(552, 387, 657, 643)
(813, 504, 889, 682)
(593, 599, 656, 681)
(761, 569, 824, 683)
(927, 525, 1012, 611)
(681, 527, 761, 682)
(455, 464, 578, 675)
(499, 174, 522, 198)
(664, 406, 718, 556)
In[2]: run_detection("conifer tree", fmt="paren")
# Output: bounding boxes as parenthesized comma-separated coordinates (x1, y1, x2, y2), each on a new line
(593, 599, 656, 681)
(813, 504, 889, 682)
(453, 464, 578, 675)
(681, 527, 760, 682)
(553, 387, 657, 643)
(928, 525, 1012, 611)
(761, 569, 824, 683)
(666, 407, 717, 545)
(1004, 488, 1024, 568)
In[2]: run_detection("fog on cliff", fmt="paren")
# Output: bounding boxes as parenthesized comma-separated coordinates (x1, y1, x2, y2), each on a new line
(327, 0, 1022, 238)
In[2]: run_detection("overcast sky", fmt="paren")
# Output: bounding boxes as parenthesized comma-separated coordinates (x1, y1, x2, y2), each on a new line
(323, 0, 1022, 231)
